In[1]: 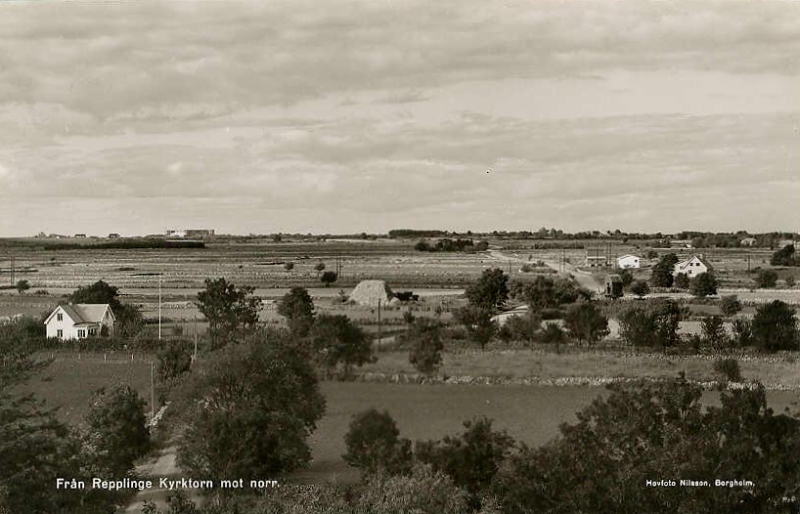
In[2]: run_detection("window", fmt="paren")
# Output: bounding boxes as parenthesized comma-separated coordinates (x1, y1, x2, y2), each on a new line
(88, 328, 96, 336)
(57, 313, 63, 321)
(56, 329, 63, 338)
(77, 329, 86, 338)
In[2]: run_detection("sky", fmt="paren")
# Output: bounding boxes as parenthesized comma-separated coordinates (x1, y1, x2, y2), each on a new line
(0, 0, 798, 236)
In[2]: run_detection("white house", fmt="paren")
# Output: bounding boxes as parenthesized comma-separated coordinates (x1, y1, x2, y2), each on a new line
(616, 255, 641, 269)
(44, 304, 115, 340)
(673, 256, 713, 278)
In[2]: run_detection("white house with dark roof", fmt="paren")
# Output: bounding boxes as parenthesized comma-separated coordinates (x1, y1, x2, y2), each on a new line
(673, 255, 713, 279)
(44, 304, 115, 340)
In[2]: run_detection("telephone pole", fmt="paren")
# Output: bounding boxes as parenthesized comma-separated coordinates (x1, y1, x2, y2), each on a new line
(150, 361, 156, 418)
(158, 274, 162, 340)
(377, 299, 382, 349)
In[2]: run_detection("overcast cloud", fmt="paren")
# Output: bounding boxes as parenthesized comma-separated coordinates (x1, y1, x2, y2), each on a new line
(0, 0, 798, 235)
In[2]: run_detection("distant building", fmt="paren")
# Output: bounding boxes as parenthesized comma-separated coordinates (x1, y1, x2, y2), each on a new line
(673, 255, 713, 278)
(44, 304, 115, 340)
(108, 233, 121, 239)
(740, 237, 757, 247)
(778, 239, 795, 249)
(166, 229, 214, 239)
(585, 247, 608, 267)
(616, 254, 641, 269)
(74, 233, 87, 238)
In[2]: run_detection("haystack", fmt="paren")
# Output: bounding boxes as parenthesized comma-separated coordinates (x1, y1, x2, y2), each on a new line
(349, 280, 395, 307)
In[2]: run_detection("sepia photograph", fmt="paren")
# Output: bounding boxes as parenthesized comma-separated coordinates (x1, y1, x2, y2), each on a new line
(0, 0, 798, 513)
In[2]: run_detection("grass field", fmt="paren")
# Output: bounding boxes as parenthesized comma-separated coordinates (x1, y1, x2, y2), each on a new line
(362, 348, 800, 389)
(15, 356, 799, 485)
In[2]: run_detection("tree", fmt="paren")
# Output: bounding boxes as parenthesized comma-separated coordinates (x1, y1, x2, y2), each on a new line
(751, 300, 798, 352)
(514, 276, 556, 311)
(628, 280, 650, 299)
(308, 314, 373, 375)
(195, 278, 262, 349)
(732, 317, 753, 347)
(720, 295, 742, 317)
(786, 276, 796, 287)
(416, 417, 515, 509)
(314, 262, 326, 276)
(618, 305, 657, 348)
(407, 319, 445, 376)
(700, 315, 727, 351)
(493, 379, 800, 514)
(454, 305, 497, 351)
(618, 269, 634, 288)
(85, 384, 150, 476)
(673, 272, 690, 289)
(283, 262, 294, 271)
(650, 253, 679, 288)
(540, 323, 567, 352)
(652, 299, 681, 349)
(770, 244, 797, 266)
(713, 358, 743, 383)
(277, 286, 315, 337)
(755, 269, 778, 289)
(15, 280, 30, 294)
(176, 338, 325, 487)
(320, 271, 338, 287)
(497, 312, 541, 344)
(69, 279, 143, 338)
(690, 272, 718, 297)
(156, 341, 193, 382)
(563, 302, 609, 346)
(343, 409, 412, 476)
(466, 268, 509, 311)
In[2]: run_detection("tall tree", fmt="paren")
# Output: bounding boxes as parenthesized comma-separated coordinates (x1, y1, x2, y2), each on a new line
(690, 273, 718, 297)
(454, 305, 497, 351)
(563, 301, 609, 346)
(751, 301, 798, 352)
(650, 253, 679, 288)
(406, 319, 445, 376)
(466, 268, 509, 311)
(196, 278, 262, 349)
(308, 314, 374, 376)
(277, 286, 315, 337)
(176, 337, 325, 491)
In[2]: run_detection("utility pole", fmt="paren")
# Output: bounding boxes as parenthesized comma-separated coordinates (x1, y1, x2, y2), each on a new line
(158, 274, 162, 340)
(10, 256, 14, 286)
(377, 299, 382, 349)
(150, 361, 156, 418)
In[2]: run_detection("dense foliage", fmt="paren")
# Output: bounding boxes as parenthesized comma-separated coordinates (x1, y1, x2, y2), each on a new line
(751, 301, 798, 352)
(650, 253, 679, 288)
(176, 337, 325, 488)
(466, 268, 509, 311)
(562, 301, 609, 346)
(406, 319, 445, 376)
(308, 314, 374, 375)
(277, 286, 316, 337)
(343, 409, 412, 476)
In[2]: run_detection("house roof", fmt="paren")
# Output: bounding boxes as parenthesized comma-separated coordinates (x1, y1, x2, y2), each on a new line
(675, 255, 714, 272)
(45, 304, 114, 325)
(617, 254, 640, 260)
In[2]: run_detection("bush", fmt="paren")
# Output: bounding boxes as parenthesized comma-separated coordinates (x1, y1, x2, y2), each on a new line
(416, 417, 515, 508)
(176, 337, 325, 484)
(770, 244, 797, 266)
(497, 313, 541, 344)
(719, 295, 742, 317)
(755, 269, 778, 289)
(493, 379, 800, 514)
(320, 271, 338, 287)
(309, 314, 374, 375)
(674, 272, 690, 289)
(713, 358, 743, 383)
(343, 409, 412, 476)
(785, 276, 796, 287)
(732, 318, 753, 348)
(628, 280, 650, 298)
(690, 272, 718, 298)
(407, 319, 445, 376)
(751, 300, 799, 352)
(85, 384, 151, 476)
(357, 463, 471, 514)
(563, 302, 609, 346)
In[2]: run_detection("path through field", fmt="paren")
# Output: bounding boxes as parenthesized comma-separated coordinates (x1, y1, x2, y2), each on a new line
(490, 249, 604, 292)
(125, 442, 183, 513)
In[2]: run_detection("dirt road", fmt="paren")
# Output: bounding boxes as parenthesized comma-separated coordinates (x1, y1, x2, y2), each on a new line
(489, 250, 604, 293)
